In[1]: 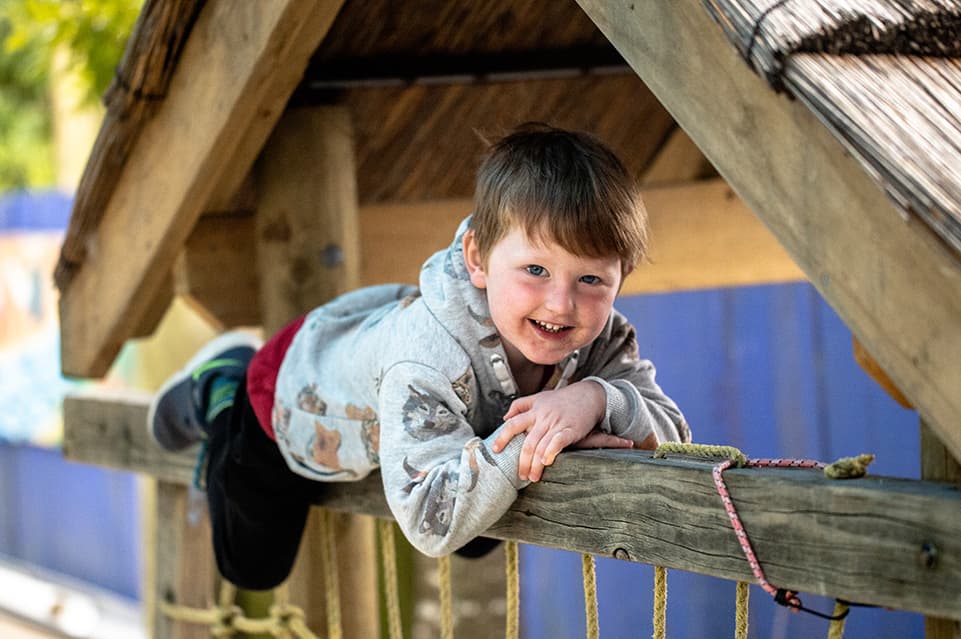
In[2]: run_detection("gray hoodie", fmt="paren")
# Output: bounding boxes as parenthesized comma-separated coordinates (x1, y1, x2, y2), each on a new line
(273, 217, 690, 556)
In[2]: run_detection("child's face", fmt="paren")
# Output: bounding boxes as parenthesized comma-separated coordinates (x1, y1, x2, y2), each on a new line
(464, 225, 623, 370)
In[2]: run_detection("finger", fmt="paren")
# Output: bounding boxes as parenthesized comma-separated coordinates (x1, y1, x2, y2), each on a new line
(572, 432, 634, 449)
(537, 429, 578, 476)
(503, 396, 533, 420)
(519, 424, 549, 481)
(492, 415, 531, 452)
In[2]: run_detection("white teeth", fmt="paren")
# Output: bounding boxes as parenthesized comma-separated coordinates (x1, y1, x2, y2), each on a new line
(533, 319, 567, 333)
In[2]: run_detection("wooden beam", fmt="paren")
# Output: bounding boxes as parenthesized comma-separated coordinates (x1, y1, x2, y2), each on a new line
(255, 106, 361, 332)
(921, 421, 961, 638)
(63, 391, 961, 619)
(358, 179, 805, 292)
(575, 0, 961, 460)
(58, 0, 345, 378)
(174, 212, 261, 330)
(255, 105, 376, 638)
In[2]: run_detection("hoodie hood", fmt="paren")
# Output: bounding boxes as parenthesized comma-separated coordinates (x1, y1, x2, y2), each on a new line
(418, 217, 582, 427)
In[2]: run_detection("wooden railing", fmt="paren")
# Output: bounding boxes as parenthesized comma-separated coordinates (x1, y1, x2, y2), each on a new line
(64, 390, 961, 624)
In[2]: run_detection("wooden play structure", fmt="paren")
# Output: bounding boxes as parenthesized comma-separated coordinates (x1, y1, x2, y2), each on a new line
(56, 1, 961, 637)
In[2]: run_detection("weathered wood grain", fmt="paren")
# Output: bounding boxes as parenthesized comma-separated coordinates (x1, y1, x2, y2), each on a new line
(64, 392, 961, 619)
(57, 0, 345, 378)
(574, 0, 961, 463)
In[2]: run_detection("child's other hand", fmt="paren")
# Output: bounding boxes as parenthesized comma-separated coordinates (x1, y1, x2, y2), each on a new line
(491, 381, 631, 482)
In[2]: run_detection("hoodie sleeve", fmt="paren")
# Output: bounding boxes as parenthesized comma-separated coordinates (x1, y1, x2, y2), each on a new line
(377, 361, 530, 557)
(581, 313, 691, 446)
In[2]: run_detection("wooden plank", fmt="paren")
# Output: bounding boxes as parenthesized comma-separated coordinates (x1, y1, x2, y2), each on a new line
(174, 212, 261, 330)
(151, 481, 218, 639)
(255, 106, 361, 332)
(255, 105, 376, 638)
(921, 421, 961, 638)
(358, 179, 805, 292)
(574, 0, 961, 461)
(64, 392, 961, 619)
(58, 0, 346, 378)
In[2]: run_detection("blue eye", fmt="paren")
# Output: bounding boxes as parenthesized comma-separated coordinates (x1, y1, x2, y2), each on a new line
(526, 265, 546, 276)
(580, 275, 601, 285)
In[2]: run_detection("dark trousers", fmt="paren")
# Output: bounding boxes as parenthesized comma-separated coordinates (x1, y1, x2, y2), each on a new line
(206, 374, 321, 590)
(206, 374, 501, 590)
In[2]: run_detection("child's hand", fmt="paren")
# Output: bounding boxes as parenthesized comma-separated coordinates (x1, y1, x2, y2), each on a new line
(491, 381, 632, 482)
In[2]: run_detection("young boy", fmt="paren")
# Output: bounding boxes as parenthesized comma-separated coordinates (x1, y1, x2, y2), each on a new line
(149, 123, 691, 591)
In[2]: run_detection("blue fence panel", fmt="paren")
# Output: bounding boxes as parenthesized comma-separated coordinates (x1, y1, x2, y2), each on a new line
(520, 282, 922, 639)
(0, 443, 142, 599)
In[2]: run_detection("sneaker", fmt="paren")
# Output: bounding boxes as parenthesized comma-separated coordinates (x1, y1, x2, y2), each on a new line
(148, 330, 263, 451)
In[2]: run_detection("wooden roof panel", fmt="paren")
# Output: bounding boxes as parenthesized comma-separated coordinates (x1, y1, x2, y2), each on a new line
(313, 0, 610, 60)
(341, 73, 674, 203)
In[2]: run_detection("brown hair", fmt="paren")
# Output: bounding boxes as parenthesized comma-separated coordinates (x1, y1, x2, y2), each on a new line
(470, 123, 647, 275)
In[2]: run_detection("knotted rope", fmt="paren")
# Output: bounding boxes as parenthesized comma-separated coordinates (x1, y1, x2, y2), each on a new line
(582, 553, 599, 639)
(654, 442, 873, 635)
(505, 541, 520, 639)
(438, 554, 454, 639)
(158, 581, 319, 638)
(378, 519, 405, 639)
(735, 581, 750, 639)
(652, 565, 667, 639)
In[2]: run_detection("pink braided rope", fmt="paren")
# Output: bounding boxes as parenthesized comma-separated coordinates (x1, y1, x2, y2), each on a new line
(712, 456, 826, 608)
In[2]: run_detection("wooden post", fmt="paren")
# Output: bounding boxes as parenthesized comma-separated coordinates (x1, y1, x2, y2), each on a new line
(150, 482, 218, 639)
(921, 420, 961, 639)
(255, 105, 377, 638)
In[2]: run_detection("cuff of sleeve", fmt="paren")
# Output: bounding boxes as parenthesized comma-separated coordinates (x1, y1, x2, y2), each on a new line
(582, 376, 629, 436)
(485, 428, 532, 491)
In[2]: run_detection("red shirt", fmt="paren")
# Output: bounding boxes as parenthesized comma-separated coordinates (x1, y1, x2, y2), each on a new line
(246, 316, 305, 440)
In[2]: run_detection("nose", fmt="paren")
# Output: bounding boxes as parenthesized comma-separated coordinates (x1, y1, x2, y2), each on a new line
(544, 281, 575, 314)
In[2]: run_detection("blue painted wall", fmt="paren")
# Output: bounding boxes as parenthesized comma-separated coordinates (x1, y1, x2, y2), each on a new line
(521, 282, 922, 639)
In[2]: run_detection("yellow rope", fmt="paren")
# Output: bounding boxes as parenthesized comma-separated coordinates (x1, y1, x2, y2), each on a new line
(505, 541, 520, 639)
(158, 580, 320, 638)
(379, 519, 405, 639)
(827, 600, 850, 639)
(319, 510, 343, 639)
(582, 553, 599, 639)
(438, 554, 454, 639)
(735, 581, 750, 639)
(824, 454, 874, 479)
(653, 442, 749, 467)
(652, 566, 667, 639)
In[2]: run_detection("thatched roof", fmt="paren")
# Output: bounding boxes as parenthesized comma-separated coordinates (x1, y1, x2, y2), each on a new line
(704, 0, 961, 256)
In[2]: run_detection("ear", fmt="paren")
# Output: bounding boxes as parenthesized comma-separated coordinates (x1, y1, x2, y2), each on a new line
(617, 262, 635, 294)
(462, 229, 488, 289)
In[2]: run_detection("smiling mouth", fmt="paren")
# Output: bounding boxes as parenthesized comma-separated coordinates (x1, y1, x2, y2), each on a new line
(530, 319, 572, 334)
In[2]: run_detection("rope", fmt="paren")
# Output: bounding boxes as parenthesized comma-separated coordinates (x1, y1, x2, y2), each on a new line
(582, 554, 599, 639)
(652, 566, 667, 639)
(319, 510, 343, 639)
(827, 600, 850, 639)
(379, 519, 405, 639)
(438, 554, 454, 639)
(654, 442, 872, 630)
(505, 541, 520, 639)
(158, 580, 320, 638)
(735, 581, 750, 639)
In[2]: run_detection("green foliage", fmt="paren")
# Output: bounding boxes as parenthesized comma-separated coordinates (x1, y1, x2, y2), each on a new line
(2, 0, 144, 105)
(0, 0, 142, 191)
